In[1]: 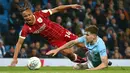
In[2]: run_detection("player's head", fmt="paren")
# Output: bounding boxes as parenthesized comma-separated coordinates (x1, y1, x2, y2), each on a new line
(84, 25, 99, 43)
(16, 0, 35, 25)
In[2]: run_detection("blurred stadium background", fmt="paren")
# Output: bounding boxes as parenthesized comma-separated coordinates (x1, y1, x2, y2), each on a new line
(0, 0, 130, 71)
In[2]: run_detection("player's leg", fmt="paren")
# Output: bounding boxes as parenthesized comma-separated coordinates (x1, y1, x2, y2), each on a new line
(73, 55, 112, 70)
(73, 63, 89, 70)
(60, 48, 86, 63)
(51, 41, 86, 63)
(73, 56, 93, 70)
(61, 31, 87, 63)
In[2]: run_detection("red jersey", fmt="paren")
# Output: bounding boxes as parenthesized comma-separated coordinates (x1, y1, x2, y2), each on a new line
(19, 9, 78, 47)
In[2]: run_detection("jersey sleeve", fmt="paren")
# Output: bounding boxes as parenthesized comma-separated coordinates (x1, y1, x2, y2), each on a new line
(40, 9, 52, 17)
(19, 25, 29, 39)
(77, 35, 86, 43)
(98, 39, 107, 57)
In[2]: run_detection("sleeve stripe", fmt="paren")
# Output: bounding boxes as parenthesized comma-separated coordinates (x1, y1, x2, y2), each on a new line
(19, 36, 26, 39)
(48, 9, 52, 15)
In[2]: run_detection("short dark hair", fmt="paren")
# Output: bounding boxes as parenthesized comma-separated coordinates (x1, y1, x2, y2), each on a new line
(15, 0, 31, 12)
(85, 25, 99, 35)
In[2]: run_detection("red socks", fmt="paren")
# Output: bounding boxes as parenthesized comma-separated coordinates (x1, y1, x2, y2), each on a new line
(73, 54, 87, 63)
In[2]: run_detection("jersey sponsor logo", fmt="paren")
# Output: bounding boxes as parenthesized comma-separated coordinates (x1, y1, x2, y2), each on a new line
(33, 23, 46, 34)
(37, 17, 43, 23)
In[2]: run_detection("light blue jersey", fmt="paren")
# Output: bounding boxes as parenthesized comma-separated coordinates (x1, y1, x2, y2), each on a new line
(77, 35, 107, 67)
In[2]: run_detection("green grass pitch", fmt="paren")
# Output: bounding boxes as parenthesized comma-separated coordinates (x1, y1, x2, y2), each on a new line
(0, 66, 130, 73)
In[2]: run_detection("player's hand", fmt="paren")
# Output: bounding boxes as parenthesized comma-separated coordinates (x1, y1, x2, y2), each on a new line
(46, 49, 59, 56)
(86, 68, 97, 70)
(10, 59, 18, 66)
(71, 4, 81, 9)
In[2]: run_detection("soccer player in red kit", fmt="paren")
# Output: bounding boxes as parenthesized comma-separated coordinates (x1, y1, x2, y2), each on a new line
(10, 1, 86, 66)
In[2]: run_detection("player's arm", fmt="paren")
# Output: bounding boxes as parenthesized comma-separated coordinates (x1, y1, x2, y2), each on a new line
(13, 37, 24, 59)
(57, 39, 79, 51)
(10, 25, 28, 66)
(46, 39, 79, 56)
(41, 4, 81, 17)
(87, 56, 108, 70)
(87, 40, 108, 70)
(51, 4, 81, 14)
(10, 37, 24, 66)
(46, 36, 85, 56)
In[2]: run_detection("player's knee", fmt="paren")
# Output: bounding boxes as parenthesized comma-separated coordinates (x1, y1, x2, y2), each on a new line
(60, 51, 75, 61)
(65, 53, 75, 61)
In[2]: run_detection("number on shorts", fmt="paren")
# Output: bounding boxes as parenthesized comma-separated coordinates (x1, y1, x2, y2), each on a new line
(65, 31, 71, 38)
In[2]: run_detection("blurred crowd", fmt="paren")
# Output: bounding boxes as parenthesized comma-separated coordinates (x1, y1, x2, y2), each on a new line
(0, 0, 130, 59)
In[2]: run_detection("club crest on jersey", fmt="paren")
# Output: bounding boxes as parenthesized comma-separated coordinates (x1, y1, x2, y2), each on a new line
(37, 17, 43, 23)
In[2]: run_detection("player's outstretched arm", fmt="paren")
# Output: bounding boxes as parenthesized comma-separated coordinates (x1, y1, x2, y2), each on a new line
(51, 4, 81, 14)
(46, 39, 79, 56)
(10, 37, 24, 66)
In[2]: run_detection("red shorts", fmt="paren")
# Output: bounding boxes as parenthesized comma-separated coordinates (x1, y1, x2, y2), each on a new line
(50, 31, 78, 48)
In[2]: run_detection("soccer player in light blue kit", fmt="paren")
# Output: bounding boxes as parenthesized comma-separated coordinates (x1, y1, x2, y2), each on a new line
(46, 25, 108, 70)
